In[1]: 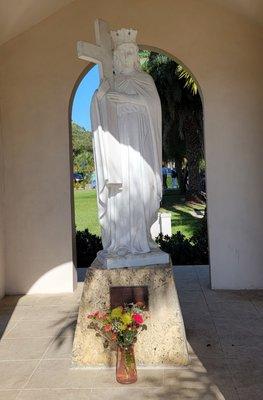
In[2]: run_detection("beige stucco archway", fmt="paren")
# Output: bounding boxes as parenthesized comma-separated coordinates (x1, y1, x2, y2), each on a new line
(0, 0, 262, 295)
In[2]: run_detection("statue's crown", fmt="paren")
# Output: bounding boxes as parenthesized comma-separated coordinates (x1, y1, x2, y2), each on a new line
(110, 28, 137, 48)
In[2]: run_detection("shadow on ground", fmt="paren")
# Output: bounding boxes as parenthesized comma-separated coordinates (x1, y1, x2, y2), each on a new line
(0, 266, 262, 399)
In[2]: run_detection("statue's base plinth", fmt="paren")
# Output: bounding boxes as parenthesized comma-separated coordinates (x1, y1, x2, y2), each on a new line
(72, 259, 189, 368)
(97, 248, 170, 269)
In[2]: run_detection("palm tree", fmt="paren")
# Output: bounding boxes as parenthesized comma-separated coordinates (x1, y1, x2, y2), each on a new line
(176, 65, 198, 95)
(140, 51, 204, 198)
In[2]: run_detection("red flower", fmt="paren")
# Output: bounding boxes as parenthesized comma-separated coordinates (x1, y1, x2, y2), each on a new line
(104, 324, 112, 332)
(132, 313, 143, 325)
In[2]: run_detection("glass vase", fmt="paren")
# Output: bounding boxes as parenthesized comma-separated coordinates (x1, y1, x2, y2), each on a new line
(116, 345, 137, 384)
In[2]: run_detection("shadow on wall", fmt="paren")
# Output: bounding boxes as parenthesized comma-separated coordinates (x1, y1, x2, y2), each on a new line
(25, 263, 77, 294)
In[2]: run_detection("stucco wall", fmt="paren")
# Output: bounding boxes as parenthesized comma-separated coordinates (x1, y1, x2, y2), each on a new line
(0, 0, 262, 292)
(0, 111, 5, 298)
(0, 194, 4, 298)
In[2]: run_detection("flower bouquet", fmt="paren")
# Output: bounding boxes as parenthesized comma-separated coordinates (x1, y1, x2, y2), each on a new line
(87, 304, 147, 383)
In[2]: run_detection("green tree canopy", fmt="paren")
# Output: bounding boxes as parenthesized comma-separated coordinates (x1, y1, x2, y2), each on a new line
(72, 122, 94, 179)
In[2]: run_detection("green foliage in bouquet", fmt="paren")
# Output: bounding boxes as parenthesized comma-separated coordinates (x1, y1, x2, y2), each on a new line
(87, 304, 147, 349)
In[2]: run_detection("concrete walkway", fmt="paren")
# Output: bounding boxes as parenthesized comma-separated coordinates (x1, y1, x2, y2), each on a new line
(0, 266, 261, 399)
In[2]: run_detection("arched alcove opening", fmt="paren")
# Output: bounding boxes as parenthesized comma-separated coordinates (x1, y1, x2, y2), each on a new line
(69, 48, 210, 278)
(68, 63, 101, 272)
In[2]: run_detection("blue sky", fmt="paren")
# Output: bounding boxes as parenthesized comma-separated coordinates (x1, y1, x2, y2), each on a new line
(71, 65, 100, 131)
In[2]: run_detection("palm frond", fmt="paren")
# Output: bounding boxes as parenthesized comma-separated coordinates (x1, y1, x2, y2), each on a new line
(176, 65, 198, 95)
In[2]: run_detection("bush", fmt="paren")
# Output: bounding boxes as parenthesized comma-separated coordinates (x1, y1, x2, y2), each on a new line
(76, 229, 102, 267)
(156, 211, 209, 265)
(74, 180, 87, 190)
(156, 232, 196, 265)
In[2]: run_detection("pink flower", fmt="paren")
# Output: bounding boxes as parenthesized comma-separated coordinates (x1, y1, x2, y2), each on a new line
(104, 324, 112, 332)
(97, 311, 108, 320)
(132, 313, 143, 325)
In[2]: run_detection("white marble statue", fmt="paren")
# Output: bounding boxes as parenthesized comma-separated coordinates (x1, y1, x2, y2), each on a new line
(89, 26, 168, 267)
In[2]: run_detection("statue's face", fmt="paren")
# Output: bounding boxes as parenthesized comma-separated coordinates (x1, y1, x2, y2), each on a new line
(113, 43, 139, 74)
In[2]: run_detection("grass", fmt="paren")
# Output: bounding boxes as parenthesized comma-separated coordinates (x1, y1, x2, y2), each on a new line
(160, 190, 205, 237)
(74, 189, 100, 235)
(74, 188, 205, 238)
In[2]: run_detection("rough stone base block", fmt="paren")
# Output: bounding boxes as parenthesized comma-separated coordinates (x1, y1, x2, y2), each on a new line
(72, 258, 189, 367)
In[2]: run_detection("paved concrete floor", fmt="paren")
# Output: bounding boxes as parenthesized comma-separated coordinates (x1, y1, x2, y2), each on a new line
(0, 266, 262, 399)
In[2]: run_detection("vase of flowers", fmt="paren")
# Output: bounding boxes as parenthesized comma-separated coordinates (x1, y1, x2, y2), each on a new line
(116, 343, 137, 384)
(87, 303, 146, 384)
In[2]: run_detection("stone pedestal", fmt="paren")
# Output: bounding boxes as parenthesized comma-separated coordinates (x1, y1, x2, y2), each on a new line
(72, 259, 189, 368)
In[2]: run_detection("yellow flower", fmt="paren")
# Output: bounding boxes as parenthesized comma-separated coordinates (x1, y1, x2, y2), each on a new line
(119, 323, 126, 331)
(121, 313, 132, 325)
(111, 306, 123, 319)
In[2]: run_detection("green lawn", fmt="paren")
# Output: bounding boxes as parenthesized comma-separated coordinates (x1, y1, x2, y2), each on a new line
(74, 188, 205, 238)
(160, 190, 205, 237)
(74, 189, 100, 235)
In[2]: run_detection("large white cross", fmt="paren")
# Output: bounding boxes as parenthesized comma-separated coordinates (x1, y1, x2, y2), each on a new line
(77, 19, 113, 80)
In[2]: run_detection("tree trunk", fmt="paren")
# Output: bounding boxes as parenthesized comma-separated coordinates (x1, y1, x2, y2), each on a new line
(184, 116, 202, 198)
(175, 159, 185, 194)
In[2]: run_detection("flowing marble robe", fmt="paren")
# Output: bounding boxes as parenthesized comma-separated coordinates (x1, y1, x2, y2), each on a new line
(91, 70, 162, 257)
